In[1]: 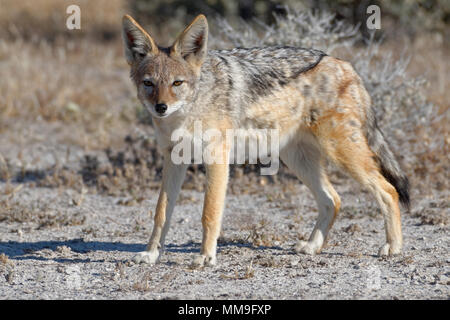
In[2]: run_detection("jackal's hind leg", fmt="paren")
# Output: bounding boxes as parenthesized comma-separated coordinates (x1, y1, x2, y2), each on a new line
(342, 161, 402, 256)
(318, 123, 403, 256)
(280, 137, 341, 255)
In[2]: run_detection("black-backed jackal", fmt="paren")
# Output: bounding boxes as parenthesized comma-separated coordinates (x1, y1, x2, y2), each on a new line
(122, 14, 409, 266)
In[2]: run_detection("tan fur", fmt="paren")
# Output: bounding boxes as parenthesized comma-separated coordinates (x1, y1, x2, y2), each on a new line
(197, 161, 230, 265)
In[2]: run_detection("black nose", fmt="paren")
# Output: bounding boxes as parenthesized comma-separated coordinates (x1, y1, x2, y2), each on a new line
(155, 103, 168, 114)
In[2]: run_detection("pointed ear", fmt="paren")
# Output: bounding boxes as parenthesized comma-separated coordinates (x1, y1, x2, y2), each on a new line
(171, 14, 208, 69)
(122, 15, 158, 65)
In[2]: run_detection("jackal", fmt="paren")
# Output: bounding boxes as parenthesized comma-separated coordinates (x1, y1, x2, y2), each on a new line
(122, 14, 409, 266)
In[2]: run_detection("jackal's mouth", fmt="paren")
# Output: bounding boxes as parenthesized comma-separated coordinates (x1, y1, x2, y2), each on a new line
(152, 113, 170, 119)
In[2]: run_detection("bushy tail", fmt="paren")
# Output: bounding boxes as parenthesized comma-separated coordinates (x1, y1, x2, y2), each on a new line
(365, 113, 410, 209)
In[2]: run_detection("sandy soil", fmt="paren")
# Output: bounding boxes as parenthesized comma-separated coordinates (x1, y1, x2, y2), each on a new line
(0, 177, 448, 300)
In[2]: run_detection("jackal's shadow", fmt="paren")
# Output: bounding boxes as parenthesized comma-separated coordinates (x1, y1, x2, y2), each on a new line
(0, 237, 284, 263)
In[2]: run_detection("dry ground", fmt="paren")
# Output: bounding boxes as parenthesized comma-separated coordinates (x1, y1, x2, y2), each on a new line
(0, 0, 448, 300)
(0, 178, 448, 299)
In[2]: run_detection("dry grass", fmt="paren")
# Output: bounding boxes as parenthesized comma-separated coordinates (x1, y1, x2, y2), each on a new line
(0, 39, 137, 149)
(237, 217, 287, 248)
(0, 0, 136, 150)
(342, 223, 362, 234)
(412, 194, 449, 226)
(0, 252, 15, 285)
(0, 253, 12, 266)
(131, 271, 152, 292)
(0, 0, 125, 41)
(220, 262, 255, 280)
(0, 197, 86, 229)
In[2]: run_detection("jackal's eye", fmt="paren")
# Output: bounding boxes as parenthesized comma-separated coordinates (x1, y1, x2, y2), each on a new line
(143, 80, 154, 87)
(172, 80, 184, 87)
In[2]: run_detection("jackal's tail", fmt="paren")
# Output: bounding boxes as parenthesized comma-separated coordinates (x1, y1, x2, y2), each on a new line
(365, 113, 410, 209)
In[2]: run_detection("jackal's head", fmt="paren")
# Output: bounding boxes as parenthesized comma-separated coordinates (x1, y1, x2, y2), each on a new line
(122, 14, 208, 119)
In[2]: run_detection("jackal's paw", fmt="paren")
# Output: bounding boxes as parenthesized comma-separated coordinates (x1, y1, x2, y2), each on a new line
(132, 250, 159, 264)
(191, 254, 216, 268)
(294, 240, 319, 255)
(378, 243, 402, 257)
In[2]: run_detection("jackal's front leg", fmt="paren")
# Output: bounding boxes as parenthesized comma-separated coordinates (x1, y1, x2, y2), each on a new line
(133, 154, 187, 264)
(192, 162, 229, 267)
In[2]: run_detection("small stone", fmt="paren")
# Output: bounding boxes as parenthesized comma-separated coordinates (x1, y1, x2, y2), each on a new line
(290, 259, 299, 267)
(55, 245, 72, 255)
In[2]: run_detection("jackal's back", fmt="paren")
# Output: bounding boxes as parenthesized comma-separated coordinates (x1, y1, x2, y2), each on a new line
(199, 46, 327, 108)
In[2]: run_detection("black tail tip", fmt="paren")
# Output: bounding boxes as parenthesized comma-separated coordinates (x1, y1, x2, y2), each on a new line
(396, 176, 410, 210)
(380, 166, 410, 210)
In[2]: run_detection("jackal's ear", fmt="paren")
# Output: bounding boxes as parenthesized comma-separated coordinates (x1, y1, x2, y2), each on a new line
(171, 14, 208, 70)
(122, 15, 158, 65)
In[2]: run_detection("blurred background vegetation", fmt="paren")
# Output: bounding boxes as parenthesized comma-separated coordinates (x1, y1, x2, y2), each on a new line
(0, 0, 448, 204)
(0, 0, 448, 41)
